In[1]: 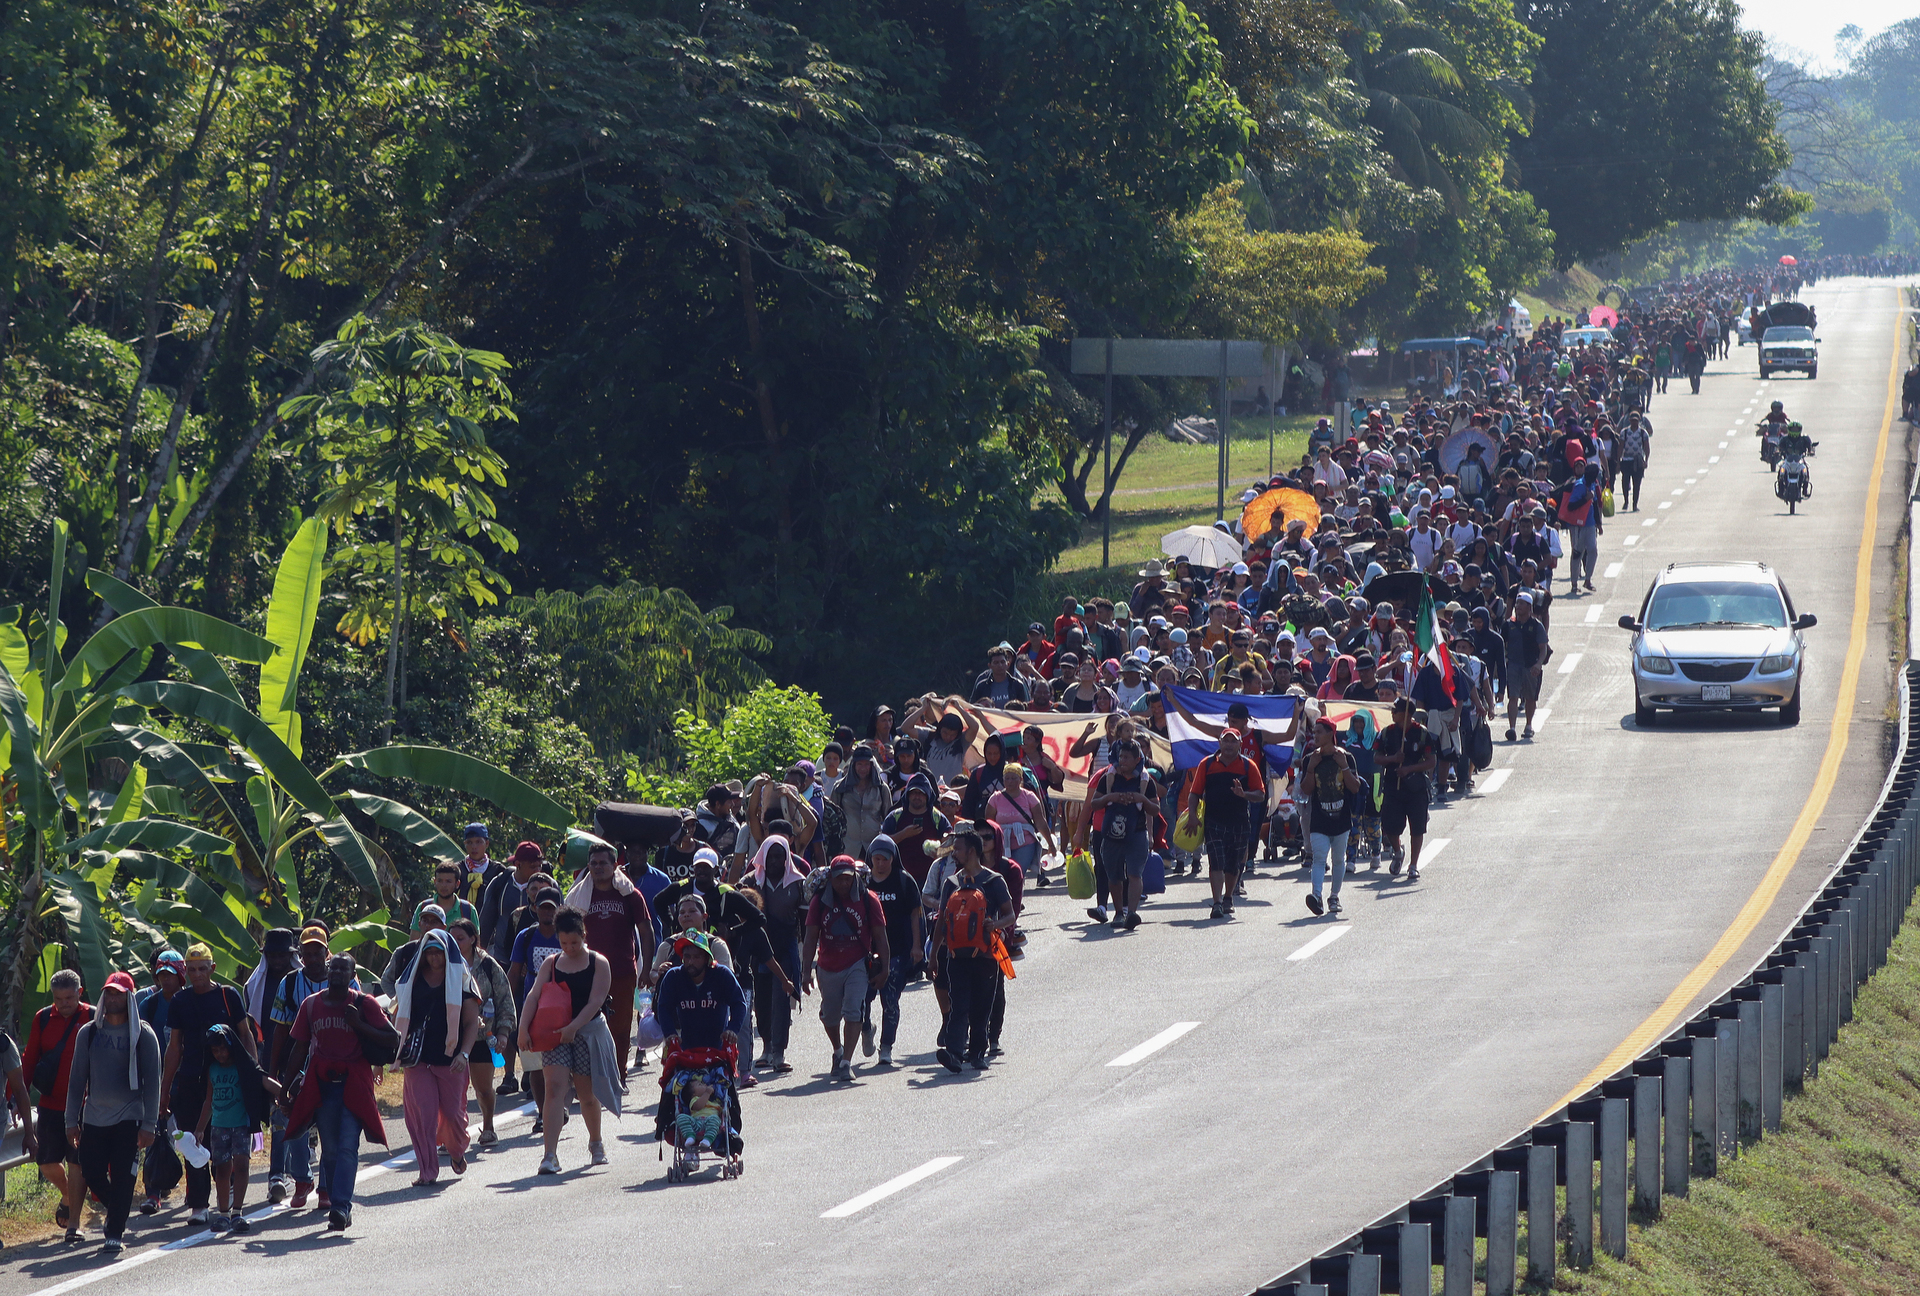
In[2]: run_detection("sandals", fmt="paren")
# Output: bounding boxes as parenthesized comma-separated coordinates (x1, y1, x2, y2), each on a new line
(451, 1154, 467, 1175)
(56, 1203, 70, 1228)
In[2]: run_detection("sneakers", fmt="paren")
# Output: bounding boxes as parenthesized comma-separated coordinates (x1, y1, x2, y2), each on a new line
(1389, 848, 1404, 876)
(189, 1209, 208, 1226)
(1086, 906, 1107, 923)
(1522, 726, 1535, 740)
(289, 1180, 312, 1209)
(531, 1117, 544, 1134)
(589, 1141, 609, 1166)
(964, 1052, 989, 1070)
(268, 1176, 288, 1204)
(1328, 895, 1343, 916)
(1408, 865, 1421, 882)
(327, 1208, 349, 1232)
(878, 1046, 893, 1066)
(138, 1197, 159, 1216)
(1108, 908, 1124, 927)
(1209, 901, 1225, 920)
(936, 1047, 963, 1073)
(537, 1155, 561, 1175)
(1305, 892, 1324, 916)
(229, 1215, 252, 1234)
(497, 1075, 520, 1096)
(832, 1058, 853, 1082)
(315, 1189, 331, 1213)
(102, 1239, 124, 1256)
(1505, 726, 1517, 742)
(860, 1022, 876, 1058)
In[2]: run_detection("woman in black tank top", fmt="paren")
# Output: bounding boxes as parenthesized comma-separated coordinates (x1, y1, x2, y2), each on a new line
(519, 907, 612, 1175)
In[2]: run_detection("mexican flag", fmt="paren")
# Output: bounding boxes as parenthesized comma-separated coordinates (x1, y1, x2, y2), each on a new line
(1413, 581, 1456, 701)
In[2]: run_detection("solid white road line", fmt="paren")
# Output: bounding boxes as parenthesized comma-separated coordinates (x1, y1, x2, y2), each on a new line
(822, 1157, 965, 1217)
(1287, 927, 1352, 962)
(1586, 601, 1610, 621)
(1477, 768, 1513, 795)
(1106, 1021, 1201, 1066)
(1557, 652, 1582, 674)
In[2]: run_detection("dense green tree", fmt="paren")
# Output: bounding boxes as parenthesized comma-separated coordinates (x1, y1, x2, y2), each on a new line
(1514, 0, 1810, 268)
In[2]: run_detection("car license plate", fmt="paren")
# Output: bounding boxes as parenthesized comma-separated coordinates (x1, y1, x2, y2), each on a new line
(1701, 685, 1732, 702)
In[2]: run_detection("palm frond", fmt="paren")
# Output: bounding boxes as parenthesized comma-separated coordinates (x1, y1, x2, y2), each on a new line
(1401, 94, 1494, 155)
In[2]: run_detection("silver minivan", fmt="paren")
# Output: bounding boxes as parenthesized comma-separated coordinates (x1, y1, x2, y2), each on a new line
(1618, 561, 1816, 726)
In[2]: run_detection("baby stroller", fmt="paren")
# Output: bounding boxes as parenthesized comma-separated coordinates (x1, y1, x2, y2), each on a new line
(656, 1042, 743, 1183)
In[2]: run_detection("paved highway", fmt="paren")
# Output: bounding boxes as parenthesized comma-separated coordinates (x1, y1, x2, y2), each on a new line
(1, 278, 1909, 1296)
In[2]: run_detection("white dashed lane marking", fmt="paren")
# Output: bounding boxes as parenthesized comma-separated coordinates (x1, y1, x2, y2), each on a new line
(822, 1157, 966, 1217)
(1287, 928, 1352, 962)
(1558, 652, 1582, 674)
(1106, 1021, 1202, 1066)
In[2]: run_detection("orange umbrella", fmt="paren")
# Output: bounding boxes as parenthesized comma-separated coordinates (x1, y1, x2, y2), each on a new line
(1240, 486, 1320, 545)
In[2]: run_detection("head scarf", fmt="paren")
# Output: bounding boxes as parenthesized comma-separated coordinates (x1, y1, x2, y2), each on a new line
(393, 928, 467, 1057)
(750, 835, 804, 890)
(1318, 654, 1357, 701)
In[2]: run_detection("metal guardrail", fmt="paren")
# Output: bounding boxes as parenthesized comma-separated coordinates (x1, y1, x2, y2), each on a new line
(0, 1127, 30, 1200)
(1256, 659, 1920, 1295)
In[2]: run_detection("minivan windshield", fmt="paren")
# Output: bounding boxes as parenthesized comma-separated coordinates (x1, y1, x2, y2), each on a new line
(1645, 580, 1788, 631)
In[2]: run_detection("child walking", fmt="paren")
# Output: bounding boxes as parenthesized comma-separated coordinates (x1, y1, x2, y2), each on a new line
(194, 1024, 278, 1232)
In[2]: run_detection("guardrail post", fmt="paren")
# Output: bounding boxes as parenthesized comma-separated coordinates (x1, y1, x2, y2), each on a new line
(1714, 1017, 1739, 1163)
(1760, 980, 1784, 1132)
(1690, 1036, 1717, 1176)
(1798, 952, 1820, 1078)
(1737, 998, 1763, 1142)
(1835, 910, 1856, 1023)
(1400, 1221, 1433, 1296)
(1487, 1170, 1519, 1296)
(1566, 1121, 1594, 1268)
(1781, 963, 1806, 1086)
(1812, 936, 1834, 1062)
(1633, 1074, 1662, 1214)
(1599, 1097, 1628, 1258)
(1442, 1196, 1475, 1296)
(1346, 1252, 1381, 1296)
(1663, 1056, 1690, 1196)
(1527, 1143, 1556, 1285)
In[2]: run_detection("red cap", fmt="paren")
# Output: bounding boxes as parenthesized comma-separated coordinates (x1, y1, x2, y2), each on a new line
(1220, 727, 1244, 740)
(105, 970, 136, 995)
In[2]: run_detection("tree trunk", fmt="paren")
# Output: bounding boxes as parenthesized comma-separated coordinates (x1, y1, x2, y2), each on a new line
(4, 869, 43, 1042)
(382, 504, 404, 743)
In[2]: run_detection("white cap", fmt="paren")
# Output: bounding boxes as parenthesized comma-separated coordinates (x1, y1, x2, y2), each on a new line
(1231, 562, 1249, 575)
(1439, 485, 1456, 499)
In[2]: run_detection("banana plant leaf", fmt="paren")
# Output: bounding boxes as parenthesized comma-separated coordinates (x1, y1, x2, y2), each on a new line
(61, 819, 235, 858)
(86, 571, 244, 704)
(0, 663, 59, 832)
(338, 791, 464, 864)
(60, 608, 275, 697)
(259, 518, 327, 757)
(334, 745, 570, 828)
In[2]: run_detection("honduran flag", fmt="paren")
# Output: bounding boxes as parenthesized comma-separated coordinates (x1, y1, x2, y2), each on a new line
(1166, 686, 1297, 773)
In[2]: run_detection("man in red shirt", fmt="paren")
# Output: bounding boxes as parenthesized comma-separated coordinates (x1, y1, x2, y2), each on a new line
(23, 969, 93, 1233)
(800, 858, 889, 1082)
(566, 842, 655, 1071)
(1052, 596, 1085, 648)
(1179, 730, 1267, 920)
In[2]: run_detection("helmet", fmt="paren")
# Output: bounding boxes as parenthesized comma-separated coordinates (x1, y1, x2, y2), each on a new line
(1771, 401, 1784, 412)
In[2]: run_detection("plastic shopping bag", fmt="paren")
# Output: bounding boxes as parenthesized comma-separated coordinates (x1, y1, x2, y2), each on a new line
(1064, 850, 1096, 900)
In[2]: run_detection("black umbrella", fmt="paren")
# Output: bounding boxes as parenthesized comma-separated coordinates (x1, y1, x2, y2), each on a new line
(1361, 570, 1449, 610)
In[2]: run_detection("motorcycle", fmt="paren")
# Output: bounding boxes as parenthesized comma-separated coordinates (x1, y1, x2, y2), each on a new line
(1775, 435, 1816, 514)
(1756, 420, 1786, 467)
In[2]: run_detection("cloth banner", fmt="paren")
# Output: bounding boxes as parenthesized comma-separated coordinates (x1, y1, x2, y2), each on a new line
(1166, 687, 1397, 772)
(964, 708, 1172, 798)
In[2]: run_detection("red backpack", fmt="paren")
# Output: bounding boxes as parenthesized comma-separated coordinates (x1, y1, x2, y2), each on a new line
(943, 884, 992, 956)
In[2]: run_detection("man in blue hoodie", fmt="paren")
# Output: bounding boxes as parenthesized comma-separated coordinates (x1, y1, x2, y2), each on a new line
(654, 932, 746, 1052)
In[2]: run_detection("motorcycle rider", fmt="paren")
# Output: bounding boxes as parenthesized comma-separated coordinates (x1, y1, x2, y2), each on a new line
(1776, 422, 1815, 505)
(1757, 401, 1791, 464)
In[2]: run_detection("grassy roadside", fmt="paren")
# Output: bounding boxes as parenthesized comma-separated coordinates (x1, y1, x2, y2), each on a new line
(1543, 897, 1920, 1296)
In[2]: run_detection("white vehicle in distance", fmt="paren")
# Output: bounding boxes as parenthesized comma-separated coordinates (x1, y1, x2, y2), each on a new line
(1758, 325, 1818, 379)
(1619, 561, 1816, 727)
(1559, 326, 1613, 350)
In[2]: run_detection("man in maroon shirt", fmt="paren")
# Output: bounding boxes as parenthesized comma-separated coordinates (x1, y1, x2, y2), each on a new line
(567, 842, 655, 1071)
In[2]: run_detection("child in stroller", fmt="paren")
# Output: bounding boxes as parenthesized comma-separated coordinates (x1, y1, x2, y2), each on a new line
(656, 1044, 743, 1181)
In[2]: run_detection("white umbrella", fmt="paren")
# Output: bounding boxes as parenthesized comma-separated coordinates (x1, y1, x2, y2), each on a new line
(1161, 524, 1243, 569)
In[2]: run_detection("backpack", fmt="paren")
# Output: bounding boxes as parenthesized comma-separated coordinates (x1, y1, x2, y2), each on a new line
(942, 884, 993, 957)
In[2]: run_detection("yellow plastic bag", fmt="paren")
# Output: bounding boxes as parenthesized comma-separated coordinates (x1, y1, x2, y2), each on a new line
(1600, 486, 1616, 518)
(1064, 850, 1096, 900)
(1172, 802, 1205, 854)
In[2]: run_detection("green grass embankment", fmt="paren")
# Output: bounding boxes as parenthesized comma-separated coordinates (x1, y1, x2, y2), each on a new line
(1552, 900, 1920, 1295)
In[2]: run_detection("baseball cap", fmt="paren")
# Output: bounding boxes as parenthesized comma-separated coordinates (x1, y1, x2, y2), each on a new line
(692, 846, 721, 869)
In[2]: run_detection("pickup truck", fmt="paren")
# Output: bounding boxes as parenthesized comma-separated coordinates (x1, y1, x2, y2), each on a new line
(1755, 301, 1818, 379)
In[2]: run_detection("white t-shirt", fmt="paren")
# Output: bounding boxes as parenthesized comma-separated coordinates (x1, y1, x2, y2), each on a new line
(1409, 526, 1441, 570)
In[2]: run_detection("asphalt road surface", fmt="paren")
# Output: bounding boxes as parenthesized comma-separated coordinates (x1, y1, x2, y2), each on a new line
(1, 278, 1909, 1296)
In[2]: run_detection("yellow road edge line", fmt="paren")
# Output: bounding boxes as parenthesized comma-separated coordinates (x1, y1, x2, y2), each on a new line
(1541, 298, 1904, 1119)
